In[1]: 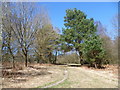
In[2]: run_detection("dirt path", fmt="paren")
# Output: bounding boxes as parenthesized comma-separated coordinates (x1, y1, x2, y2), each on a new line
(43, 70, 68, 88)
(2, 65, 118, 88)
(51, 66, 118, 88)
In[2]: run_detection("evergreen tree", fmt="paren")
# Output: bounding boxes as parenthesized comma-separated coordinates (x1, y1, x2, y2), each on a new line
(82, 34, 105, 68)
(61, 8, 97, 64)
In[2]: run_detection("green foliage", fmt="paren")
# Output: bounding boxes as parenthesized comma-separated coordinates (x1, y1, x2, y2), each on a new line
(61, 8, 97, 52)
(82, 34, 105, 67)
(60, 8, 95, 62)
(60, 8, 106, 68)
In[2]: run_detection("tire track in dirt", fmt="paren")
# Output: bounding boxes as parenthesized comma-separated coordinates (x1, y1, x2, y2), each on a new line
(43, 69, 68, 88)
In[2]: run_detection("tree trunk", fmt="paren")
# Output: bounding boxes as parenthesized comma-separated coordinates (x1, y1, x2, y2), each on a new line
(54, 51, 57, 64)
(78, 51, 83, 65)
(97, 59, 102, 68)
(8, 47, 15, 68)
(49, 52, 52, 63)
(37, 59, 39, 63)
(95, 63, 97, 68)
(12, 56, 15, 68)
(36, 55, 40, 63)
(25, 54, 28, 67)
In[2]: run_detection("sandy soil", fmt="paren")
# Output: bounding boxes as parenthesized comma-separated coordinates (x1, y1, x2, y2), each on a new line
(51, 65, 118, 88)
(2, 64, 65, 88)
(1, 64, 118, 88)
(52, 66, 118, 88)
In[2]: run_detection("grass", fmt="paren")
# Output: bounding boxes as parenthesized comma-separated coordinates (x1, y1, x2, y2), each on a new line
(37, 66, 68, 88)
(37, 65, 66, 88)
(37, 79, 60, 88)
(37, 65, 118, 88)
(50, 79, 71, 88)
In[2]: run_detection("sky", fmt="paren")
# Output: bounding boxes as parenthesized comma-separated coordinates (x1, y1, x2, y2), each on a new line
(37, 2, 118, 39)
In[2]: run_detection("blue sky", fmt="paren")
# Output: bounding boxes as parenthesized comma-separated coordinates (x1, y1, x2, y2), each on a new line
(38, 2, 118, 39)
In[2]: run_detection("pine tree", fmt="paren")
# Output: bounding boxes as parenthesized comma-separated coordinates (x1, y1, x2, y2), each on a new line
(82, 34, 105, 68)
(61, 8, 97, 64)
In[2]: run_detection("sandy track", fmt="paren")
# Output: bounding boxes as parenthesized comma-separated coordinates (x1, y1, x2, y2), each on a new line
(2, 65, 118, 88)
(52, 66, 118, 88)
(43, 70, 68, 88)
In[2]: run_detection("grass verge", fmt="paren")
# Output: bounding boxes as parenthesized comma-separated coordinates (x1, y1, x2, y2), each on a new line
(50, 79, 71, 88)
(37, 79, 60, 88)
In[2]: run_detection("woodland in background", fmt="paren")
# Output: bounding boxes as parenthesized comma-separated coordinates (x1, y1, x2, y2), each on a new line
(1, 2, 119, 69)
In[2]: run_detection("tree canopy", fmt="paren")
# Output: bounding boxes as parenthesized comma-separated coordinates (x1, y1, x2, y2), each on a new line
(60, 8, 105, 68)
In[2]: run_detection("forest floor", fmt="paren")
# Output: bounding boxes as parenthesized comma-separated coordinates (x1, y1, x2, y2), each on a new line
(1, 63, 119, 88)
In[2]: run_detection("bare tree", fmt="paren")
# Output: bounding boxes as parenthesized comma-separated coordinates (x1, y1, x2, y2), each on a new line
(12, 3, 44, 67)
(2, 3, 16, 68)
(2, 2, 44, 67)
(96, 20, 118, 64)
(111, 14, 118, 32)
(111, 14, 119, 64)
(2, 2, 59, 66)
